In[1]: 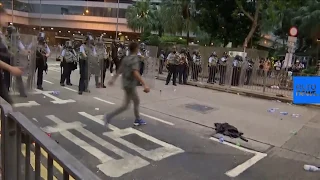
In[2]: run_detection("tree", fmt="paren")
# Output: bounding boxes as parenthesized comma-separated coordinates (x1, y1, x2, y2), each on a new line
(160, 0, 198, 45)
(125, 0, 154, 33)
(195, 0, 260, 47)
(235, 0, 260, 51)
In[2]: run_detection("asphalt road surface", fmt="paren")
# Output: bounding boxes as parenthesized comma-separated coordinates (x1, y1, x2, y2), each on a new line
(10, 63, 320, 180)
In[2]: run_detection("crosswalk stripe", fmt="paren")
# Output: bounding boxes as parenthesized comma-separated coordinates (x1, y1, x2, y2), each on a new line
(21, 144, 58, 180)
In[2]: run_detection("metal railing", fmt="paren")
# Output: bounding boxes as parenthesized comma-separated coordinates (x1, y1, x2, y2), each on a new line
(0, 98, 101, 180)
(155, 58, 313, 99)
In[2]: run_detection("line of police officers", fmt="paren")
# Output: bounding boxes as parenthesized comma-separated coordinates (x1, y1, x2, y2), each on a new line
(2, 25, 50, 98)
(59, 33, 149, 95)
(162, 47, 253, 86)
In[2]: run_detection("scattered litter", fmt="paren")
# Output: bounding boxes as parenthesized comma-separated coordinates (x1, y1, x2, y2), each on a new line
(304, 164, 319, 172)
(290, 131, 297, 135)
(237, 93, 240, 95)
(214, 123, 248, 142)
(276, 100, 282, 103)
(267, 108, 276, 113)
(32, 118, 38, 122)
(236, 142, 241, 147)
(287, 103, 292, 106)
(219, 137, 224, 143)
(173, 89, 176, 92)
(50, 91, 60, 96)
(271, 85, 280, 89)
(95, 108, 99, 111)
(280, 112, 288, 115)
(43, 96, 46, 98)
(292, 114, 300, 118)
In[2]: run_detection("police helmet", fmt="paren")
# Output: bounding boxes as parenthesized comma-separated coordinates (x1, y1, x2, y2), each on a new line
(7, 25, 17, 35)
(235, 55, 242, 61)
(65, 41, 73, 48)
(140, 43, 146, 50)
(180, 48, 186, 54)
(38, 32, 46, 42)
(211, 51, 217, 56)
(86, 33, 94, 44)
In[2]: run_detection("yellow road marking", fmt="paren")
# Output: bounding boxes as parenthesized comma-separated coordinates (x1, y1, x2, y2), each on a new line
(21, 144, 58, 180)
(40, 148, 75, 180)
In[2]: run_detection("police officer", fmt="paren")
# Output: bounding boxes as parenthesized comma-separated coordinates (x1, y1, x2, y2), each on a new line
(138, 43, 147, 76)
(110, 40, 118, 76)
(207, 51, 218, 84)
(60, 40, 77, 86)
(101, 46, 112, 88)
(78, 33, 96, 94)
(192, 50, 201, 81)
(35, 32, 50, 90)
(165, 46, 179, 86)
(178, 48, 188, 84)
(245, 58, 254, 85)
(116, 42, 125, 72)
(219, 52, 228, 85)
(95, 36, 106, 88)
(231, 55, 242, 86)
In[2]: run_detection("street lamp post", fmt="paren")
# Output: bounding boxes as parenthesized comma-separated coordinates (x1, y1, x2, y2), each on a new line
(115, 0, 119, 40)
(317, 38, 320, 75)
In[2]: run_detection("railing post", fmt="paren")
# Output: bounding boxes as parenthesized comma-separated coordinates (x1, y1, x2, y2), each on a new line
(4, 116, 18, 180)
(262, 70, 267, 93)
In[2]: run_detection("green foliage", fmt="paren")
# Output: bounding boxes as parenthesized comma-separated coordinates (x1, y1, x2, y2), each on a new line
(302, 66, 318, 75)
(160, 36, 187, 44)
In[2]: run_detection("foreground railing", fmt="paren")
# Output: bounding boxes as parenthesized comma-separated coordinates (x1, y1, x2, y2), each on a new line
(0, 98, 101, 180)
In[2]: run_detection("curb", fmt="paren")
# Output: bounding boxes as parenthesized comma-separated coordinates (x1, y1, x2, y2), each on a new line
(156, 76, 320, 109)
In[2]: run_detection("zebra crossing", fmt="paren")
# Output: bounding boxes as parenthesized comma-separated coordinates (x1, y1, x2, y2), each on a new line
(12, 87, 185, 179)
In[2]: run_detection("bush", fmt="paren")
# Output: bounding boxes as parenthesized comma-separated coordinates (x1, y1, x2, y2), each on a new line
(302, 66, 318, 75)
(160, 36, 186, 44)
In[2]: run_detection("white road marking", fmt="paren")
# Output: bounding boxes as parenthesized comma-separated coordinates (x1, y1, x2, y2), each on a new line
(43, 80, 54, 84)
(13, 101, 40, 108)
(93, 97, 174, 125)
(93, 97, 115, 105)
(63, 87, 77, 92)
(35, 89, 75, 104)
(140, 113, 174, 126)
(45, 115, 149, 177)
(209, 137, 267, 177)
(49, 69, 60, 73)
(80, 112, 184, 161)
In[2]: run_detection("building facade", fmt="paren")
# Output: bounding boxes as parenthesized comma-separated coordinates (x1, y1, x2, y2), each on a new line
(1, 0, 139, 45)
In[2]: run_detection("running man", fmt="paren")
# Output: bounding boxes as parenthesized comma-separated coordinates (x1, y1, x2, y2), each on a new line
(104, 42, 150, 127)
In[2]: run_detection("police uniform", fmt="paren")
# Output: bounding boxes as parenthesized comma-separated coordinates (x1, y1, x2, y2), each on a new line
(101, 47, 111, 88)
(60, 41, 77, 86)
(207, 52, 218, 84)
(191, 52, 201, 81)
(35, 32, 50, 90)
(219, 54, 228, 85)
(0, 30, 13, 104)
(116, 43, 125, 72)
(165, 51, 179, 85)
(78, 42, 88, 94)
(178, 50, 188, 84)
(95, 37, 106, 88)
(231, 55, 242, 86)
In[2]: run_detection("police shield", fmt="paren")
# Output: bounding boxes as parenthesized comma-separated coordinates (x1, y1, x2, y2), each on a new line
(143, 46, 158, 88)
(86, 45, 100, 90)
(10, 33, 37, 92)
(95, 43, 105, 87)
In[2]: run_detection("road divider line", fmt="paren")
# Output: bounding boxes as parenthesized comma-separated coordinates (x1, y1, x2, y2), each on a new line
(13, 101, 40, 108)
(140, 113, 174, 126)
(63, 87, 77, 92)
(209, 137, 267, 178)
(44, 80, 54, 84)
(93, 97, 115, 105)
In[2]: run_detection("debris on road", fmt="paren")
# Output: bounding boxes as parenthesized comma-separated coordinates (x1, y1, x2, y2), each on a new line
(50, 91, 60, 96)
(304, 164, 319, 172)
(214, 123, 248, 142)
(95, 108, 99, 111)
(219, 136, 224, 143)
(292, 114, 300, 118)
(280, 112, 288, 115)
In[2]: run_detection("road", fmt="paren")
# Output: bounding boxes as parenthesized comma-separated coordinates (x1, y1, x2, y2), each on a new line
(10, 62, 320, 180)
